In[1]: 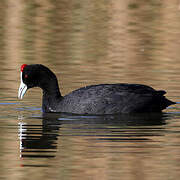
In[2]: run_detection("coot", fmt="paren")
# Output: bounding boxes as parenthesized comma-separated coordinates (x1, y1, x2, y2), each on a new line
(18, 64, 175, 114)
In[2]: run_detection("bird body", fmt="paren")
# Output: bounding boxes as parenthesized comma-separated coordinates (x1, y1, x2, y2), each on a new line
(18, 64, 175, 114)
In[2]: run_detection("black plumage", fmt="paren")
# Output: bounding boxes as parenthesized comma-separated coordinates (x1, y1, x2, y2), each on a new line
(19, 64, 175, 114)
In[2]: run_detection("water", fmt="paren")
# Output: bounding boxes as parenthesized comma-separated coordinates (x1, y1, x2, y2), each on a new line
(1, 1, 180, 179)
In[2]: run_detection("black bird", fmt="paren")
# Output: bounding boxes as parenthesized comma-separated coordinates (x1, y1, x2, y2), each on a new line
(18, 64, 175, 114)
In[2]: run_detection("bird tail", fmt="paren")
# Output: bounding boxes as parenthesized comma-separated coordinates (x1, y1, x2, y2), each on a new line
(161, 97, 176, 110)
(157, 90, 176, 110)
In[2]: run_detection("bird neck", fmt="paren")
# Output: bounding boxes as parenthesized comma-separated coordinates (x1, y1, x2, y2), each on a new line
(41, 80, 62, 113)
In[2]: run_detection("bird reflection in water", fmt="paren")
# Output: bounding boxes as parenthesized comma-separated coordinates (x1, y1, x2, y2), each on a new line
(18, 120, 59, 159)
(18, 112, 171, 159)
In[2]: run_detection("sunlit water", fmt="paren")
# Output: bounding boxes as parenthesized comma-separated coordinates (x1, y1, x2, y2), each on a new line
(1, 1, 180, 180)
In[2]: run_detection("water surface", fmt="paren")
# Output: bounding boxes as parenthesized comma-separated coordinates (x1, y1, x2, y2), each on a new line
(1, 1, 180, 180)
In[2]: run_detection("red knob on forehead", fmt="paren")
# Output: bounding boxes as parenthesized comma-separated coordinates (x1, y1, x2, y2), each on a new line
(21, 64, 27, 72)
